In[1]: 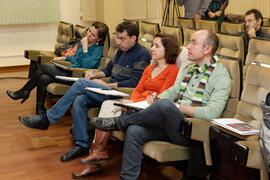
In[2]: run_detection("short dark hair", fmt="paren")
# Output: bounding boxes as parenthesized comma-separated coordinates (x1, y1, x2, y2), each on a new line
(91, 21, 109, 46)
(155, 33, 180, 64)
(203, 30, 219, 56)
(245, 8, 264, 26)
(116, 21, 139, 42)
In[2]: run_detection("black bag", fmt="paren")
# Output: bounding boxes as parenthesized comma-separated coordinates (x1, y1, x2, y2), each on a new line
(54, 38, 80, 56)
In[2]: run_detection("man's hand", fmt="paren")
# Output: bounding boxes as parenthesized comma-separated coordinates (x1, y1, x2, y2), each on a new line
(247, 28, 256, 38)
(92, 79, 108, 86)
(84, 71, 96, 80)
(193, 13, 202, 22)
(208, 11, 216, 18)
(52, 56, 66, 61)
(179, 104, 195, 117)
(146, 92, 159, 105)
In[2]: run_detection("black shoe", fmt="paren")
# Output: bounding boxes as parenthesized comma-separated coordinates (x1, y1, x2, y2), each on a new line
(18, 114, 49, 130)
(6, 90, 29, 104)
(60, 145, 89, 162)
(90, 117, 119, 131)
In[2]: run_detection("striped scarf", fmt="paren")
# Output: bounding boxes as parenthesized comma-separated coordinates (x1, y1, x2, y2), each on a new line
(178, 57, 218, 107)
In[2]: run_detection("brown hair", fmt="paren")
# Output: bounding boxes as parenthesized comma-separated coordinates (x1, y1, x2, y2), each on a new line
(91, 21, 109, 46)
(154, 33, 180, 64)
(245, 8, 263, 26)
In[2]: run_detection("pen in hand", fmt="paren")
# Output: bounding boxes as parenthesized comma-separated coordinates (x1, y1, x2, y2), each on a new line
(146, 92, 159, 105)
(85, 70, 95, 79)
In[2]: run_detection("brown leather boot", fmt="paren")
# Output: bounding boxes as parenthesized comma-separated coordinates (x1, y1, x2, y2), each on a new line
(80, 129, 111, 164)
(72, 164, 101, 179)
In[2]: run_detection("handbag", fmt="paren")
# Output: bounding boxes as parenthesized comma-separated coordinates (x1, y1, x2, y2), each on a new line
(54, 38, 81, 56)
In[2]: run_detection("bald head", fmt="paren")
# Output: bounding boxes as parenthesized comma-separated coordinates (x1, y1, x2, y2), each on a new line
(187, 30, 219, 65)
(196, 30, 219, 56)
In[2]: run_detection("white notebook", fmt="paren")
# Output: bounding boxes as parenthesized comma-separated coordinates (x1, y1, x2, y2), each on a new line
(85, 87, 130, 97)
(212, 118, 259, 136)
(52, 62, 70, 70)
(55, 75, 79, 81)
(114, 100, 179, 111)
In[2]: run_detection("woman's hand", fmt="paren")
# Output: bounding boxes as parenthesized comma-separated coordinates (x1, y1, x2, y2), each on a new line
(52, 56, 66, 61)
(146, 92, 159, 105)
(214, 10, 222, 17)
(208, 11, 216, 18)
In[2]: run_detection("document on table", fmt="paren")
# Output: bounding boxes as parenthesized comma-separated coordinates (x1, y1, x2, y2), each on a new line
(85, 87, 130, 97)
(212, 118, 259, 136)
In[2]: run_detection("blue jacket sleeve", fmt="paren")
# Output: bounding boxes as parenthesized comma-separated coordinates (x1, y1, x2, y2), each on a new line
(101, 58, 114, 77)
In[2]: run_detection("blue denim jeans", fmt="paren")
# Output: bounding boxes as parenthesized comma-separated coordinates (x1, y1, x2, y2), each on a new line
(116, 99, 190, 179)
(47, 78, 111, 148)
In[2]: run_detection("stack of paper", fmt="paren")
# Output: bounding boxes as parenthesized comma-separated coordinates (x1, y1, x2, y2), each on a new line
(212, 118, 259, 135)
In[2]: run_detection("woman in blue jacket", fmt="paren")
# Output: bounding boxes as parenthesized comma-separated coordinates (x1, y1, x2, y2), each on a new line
(6, 21, 108, 114)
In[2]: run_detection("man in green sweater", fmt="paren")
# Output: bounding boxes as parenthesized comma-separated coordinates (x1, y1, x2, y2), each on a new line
(92, 29, 232, 179)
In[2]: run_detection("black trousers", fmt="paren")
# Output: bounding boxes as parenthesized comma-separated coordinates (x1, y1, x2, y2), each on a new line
(23, 63, 72, 110)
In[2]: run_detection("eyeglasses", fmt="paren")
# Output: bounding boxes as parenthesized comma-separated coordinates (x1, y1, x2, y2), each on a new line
(244, 19, 256, 24)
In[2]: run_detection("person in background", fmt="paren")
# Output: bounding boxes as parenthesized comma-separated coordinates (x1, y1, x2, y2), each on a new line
(91, 30, 232, 180)
(72, 33, 192, 179)
(6, 21, 109, 114)
(241, 9, 270, 57)
(178, 0, 210, 22)
(17, 21, 151, 163)
(205, 0, 228, 27)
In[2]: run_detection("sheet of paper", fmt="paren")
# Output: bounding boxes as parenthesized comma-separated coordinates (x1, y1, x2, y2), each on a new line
(115, 100, 180, 110)
(85, 87, 130, 97)
(55, 75, 79, 81)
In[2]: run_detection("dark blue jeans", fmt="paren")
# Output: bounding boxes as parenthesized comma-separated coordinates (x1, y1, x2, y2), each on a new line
(115, 99, 190, 179)
(47, 78, 111, 148)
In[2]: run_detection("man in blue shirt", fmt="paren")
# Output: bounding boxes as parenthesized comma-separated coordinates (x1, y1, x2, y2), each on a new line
(18, 21, 151, 162)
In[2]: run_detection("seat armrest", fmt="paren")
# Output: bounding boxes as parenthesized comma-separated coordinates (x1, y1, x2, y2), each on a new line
(24, 49, 42, 61)
(72, 68, 88, 78)
(235, 140, 268, 180)
(235, 140, 264, 168)
(184, 118, 212, 165)
(184, 118, 212, 141)
(39, 51, 58, 64)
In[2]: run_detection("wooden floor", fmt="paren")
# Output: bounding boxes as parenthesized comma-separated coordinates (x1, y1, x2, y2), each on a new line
(0, 68, 183, 180)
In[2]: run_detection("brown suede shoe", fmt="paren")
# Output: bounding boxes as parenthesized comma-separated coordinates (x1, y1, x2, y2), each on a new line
(72, 164, 102, 179)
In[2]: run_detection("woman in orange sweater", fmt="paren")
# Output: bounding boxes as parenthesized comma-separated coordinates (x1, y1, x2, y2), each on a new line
(72, 33, 189, 178)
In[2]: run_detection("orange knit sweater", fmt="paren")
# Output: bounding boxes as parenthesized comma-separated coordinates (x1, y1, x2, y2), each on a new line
(129, 64, 179, 102)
